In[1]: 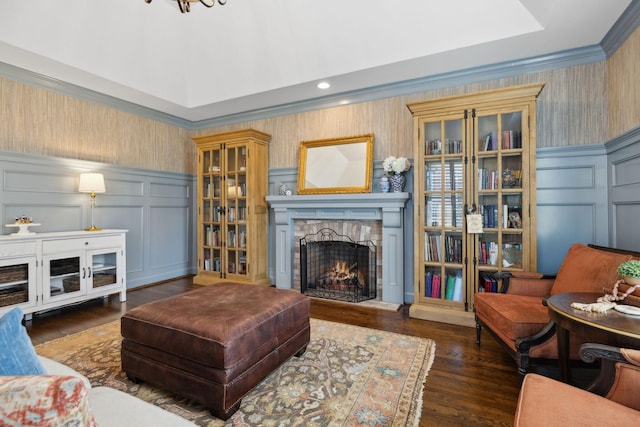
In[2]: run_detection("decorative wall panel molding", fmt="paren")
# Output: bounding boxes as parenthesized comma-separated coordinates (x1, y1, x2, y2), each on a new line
(0, 151, 196, 289)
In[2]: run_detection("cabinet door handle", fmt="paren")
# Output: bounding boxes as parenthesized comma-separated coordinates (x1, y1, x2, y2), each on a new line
(88, 267, 92, 278)
(82, 267, 86, 279)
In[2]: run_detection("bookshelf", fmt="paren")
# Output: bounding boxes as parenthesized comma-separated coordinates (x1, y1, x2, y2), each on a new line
(193, 129, 271, 286)
(407, 83, 544, 326)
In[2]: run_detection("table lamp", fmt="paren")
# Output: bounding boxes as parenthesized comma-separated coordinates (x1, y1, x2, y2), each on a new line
(78, 172, 106, 231)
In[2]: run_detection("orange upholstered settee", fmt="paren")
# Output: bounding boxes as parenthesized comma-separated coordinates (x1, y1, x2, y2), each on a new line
(514, 344, 640, 426)
(474, 243, 639, 376)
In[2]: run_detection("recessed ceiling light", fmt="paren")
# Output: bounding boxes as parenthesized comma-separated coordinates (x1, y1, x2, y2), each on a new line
(317, 82, 330, 90)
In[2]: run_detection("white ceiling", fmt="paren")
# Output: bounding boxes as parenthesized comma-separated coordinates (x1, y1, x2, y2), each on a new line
(0, 0, 632, 122)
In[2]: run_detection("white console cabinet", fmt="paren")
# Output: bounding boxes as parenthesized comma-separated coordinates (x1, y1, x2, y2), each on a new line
(0, 230, 127, 319)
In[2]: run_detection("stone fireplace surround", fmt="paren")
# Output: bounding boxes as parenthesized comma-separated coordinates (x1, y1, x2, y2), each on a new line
(266, 193, 410, 304)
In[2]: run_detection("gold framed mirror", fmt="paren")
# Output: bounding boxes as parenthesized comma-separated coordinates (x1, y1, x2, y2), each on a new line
(297, 134, 374, 194)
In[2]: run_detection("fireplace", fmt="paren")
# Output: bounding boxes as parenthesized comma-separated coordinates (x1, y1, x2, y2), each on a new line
(300, 228, 376, 303)
(265, 192, 410, 305)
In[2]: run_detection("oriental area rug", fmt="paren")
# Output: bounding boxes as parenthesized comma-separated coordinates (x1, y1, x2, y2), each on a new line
(36, 318, 435, 427)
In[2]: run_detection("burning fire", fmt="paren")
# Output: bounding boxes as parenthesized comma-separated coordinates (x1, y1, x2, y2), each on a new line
(318, 260, 365, 289)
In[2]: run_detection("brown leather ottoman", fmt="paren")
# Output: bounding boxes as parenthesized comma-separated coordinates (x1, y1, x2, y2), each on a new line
(120, 282, 310, 420)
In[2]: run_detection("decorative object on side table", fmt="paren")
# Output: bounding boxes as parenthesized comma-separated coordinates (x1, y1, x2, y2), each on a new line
(78, 172, 106, 232)
(382, 156, 411, 192)
(618, 260, 640, 286)
(5, 216, 41, 235)
(592, 260, 640, 308)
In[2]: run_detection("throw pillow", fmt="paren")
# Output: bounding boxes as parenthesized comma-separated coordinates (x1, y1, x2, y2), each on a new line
(0, 375, 97, 426)
(0, 307, 47, 375)
(550, 244, 632, 295)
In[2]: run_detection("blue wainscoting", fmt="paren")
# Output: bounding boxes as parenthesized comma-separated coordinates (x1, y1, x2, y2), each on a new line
(4, 131, 639, 302)
(0, 151, 196, 289)
(536, 145, 609, 274)
(607, 127, 640, 253)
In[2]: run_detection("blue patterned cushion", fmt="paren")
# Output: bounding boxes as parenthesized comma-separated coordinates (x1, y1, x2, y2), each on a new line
(0, 307, 46, 375)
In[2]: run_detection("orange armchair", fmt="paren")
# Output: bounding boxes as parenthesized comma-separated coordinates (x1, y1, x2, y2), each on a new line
(514, 343, 640, 426)
(474, 243, 639, 376)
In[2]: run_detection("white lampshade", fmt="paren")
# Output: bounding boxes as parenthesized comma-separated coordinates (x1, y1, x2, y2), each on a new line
(78, 173, 106, 194)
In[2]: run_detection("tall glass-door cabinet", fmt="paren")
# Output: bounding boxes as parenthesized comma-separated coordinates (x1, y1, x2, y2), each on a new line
(407, 83, 544, 326)
(193, 129, 271, 286)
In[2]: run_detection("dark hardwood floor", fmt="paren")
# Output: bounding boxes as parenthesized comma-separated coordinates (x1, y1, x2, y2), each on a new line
(26, 277, 522, 426)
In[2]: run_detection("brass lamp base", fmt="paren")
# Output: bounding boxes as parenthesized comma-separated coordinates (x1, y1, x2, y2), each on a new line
(85, 225, 102, 232)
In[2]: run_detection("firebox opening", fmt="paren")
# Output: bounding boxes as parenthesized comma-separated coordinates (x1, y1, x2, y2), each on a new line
(300, 228, 377, 303)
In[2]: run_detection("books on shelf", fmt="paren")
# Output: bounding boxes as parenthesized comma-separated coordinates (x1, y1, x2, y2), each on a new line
(431, 273, 441, 298)
(424, 233, 462, 264)
(204, 226, 221, 246)
(424, 234, 442, 262)
(453, 270, 463, 301)
(482, 130, 521, 151)
(479, 205, 499, 228)
(424, 271, 443, 298)
(445, 275, 456, 300)
(426, 269, 463, 301)
(424, 139, 463, 155)
(444, 235, 463, 263)
(501, 130, 522, 149)
(482, 131, 497, 151)
(479, 273, 499, 292)
(478, 168, 498, 190)
(479, 241, 498, 265)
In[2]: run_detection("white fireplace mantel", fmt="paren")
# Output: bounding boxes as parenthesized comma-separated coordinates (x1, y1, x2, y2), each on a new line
(266, 193, 410, 304)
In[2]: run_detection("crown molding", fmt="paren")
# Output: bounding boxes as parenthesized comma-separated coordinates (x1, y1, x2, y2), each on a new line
(601, 0, 640, 57)
(2, 0, 640, 132)
(192, 45, 606, 129)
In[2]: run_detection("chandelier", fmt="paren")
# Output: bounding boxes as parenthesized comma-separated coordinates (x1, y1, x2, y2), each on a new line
(145, 0, 227, 14)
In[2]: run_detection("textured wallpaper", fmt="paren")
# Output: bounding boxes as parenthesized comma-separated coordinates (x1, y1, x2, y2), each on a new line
(1, 26, 638, 174)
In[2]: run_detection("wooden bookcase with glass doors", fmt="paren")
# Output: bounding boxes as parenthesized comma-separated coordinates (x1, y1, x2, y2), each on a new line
(407, 83, 544, 326)
(193, 129, 271, 286)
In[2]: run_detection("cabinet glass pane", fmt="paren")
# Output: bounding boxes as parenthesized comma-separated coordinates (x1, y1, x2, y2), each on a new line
(501, 112, 522, 149)
(424, 119, 463, 155)
(49, 257, 81, 296)
(478, 271, 500, 293)
(478, 194, 499, 229)
(503, 194, 523, 229)
(203, 149, 221, 173)
(423, 266, 442, 299)
(502, 154, 523, 189)
(227, 147, 238, 172)
(426, 160, 463, 191)
(503, 234, 523, 269)
(426, 194, 464, 228)
(478, 114, 498, 152)
(424, 231, 442, 261)
(443, 267, 463, 301)
(444, 231, 463, 264)
(238, 251, 247, 276)
(0, 263, 29, 308)
(203, 248, 222, 272)
(204, 175, 221, 199)
(477, 156, 498, 190)
(90, 252, 117, 289)
(478, 233, 499, 267)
